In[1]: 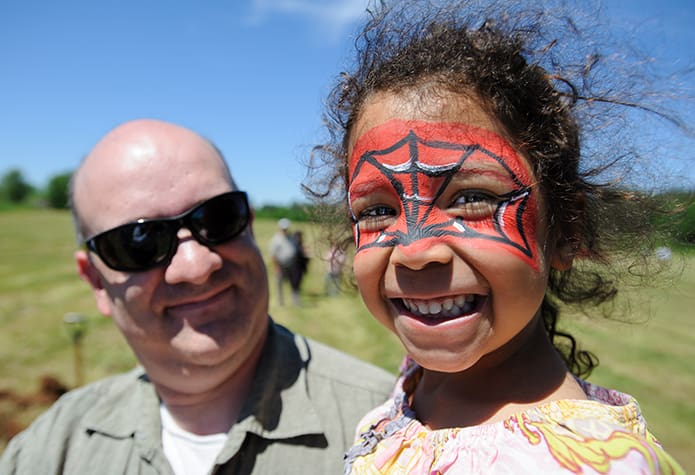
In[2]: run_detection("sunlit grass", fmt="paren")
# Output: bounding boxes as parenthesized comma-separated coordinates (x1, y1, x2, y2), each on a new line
(0, 209, 692, 469)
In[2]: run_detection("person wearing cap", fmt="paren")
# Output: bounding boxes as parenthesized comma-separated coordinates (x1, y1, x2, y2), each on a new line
(0, 119, 394, 475)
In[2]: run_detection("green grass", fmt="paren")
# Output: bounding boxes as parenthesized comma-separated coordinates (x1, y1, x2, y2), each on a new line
(0, 209, 693, 469)
(557, 261, 695, 467)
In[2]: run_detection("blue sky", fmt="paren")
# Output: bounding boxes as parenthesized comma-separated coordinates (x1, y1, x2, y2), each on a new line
(1, 0, 694, 207)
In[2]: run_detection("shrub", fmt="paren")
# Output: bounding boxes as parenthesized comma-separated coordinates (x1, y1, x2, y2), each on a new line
(45, 172, 72, 209)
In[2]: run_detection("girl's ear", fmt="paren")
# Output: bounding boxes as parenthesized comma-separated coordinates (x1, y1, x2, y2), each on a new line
(550, 238, 575, 271)
(550, 191, 585, 271)
(75, 250, 113, 317)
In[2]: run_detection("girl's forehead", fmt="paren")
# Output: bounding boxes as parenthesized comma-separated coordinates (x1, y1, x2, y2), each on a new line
(348, 89, 500, 150)
(348, 118, 534, 186)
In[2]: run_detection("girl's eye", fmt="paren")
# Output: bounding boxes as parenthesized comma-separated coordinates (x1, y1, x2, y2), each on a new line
(355, 205, 397, 231)
(449, 190, 501, 220)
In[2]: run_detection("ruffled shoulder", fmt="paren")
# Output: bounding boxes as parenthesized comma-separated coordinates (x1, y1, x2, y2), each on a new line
(344, 360, 684, 474)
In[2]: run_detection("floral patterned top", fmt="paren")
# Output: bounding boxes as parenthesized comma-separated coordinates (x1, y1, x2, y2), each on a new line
(344, 357, 684, 474)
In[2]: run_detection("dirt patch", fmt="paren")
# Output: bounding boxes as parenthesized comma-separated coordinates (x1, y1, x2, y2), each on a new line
(0, 375, 69, 444)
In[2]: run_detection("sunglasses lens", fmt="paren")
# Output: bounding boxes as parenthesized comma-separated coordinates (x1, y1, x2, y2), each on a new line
(93, 221, 174, 271)
(191, 192, 250, 244)
(86, 192, 250, 271)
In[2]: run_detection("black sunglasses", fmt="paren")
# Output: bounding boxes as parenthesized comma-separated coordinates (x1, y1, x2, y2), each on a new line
(84, 191, 250, 272)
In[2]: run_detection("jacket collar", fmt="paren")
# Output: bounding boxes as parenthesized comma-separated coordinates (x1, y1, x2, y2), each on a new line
(233, 319, 324, 438)
(80, 319, 324, 451)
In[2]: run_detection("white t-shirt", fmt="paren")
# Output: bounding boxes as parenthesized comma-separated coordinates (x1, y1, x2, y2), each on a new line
(160, 404, 227, 475)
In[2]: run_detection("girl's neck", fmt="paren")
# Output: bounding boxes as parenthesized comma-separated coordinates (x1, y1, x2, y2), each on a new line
(411, 316, 587, 430)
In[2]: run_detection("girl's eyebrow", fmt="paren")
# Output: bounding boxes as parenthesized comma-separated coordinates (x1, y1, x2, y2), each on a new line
(455, 166, 517, 184)
(457, 154, 529, 186)
(349, 181, 382, 199)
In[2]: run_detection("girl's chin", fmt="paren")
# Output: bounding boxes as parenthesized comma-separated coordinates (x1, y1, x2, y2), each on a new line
(403, 348, 482, 374)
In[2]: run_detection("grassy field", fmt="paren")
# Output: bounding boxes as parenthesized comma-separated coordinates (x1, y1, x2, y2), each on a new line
(0, 209, 693, 469)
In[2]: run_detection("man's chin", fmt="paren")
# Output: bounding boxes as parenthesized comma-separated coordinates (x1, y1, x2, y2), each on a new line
(169, 330, 234, 363)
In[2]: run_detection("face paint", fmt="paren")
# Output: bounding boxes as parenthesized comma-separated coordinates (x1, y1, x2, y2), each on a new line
(348, 120, 539, 269)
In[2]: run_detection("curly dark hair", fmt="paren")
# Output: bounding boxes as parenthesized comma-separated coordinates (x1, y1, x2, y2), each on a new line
(304, 0, 675, 378)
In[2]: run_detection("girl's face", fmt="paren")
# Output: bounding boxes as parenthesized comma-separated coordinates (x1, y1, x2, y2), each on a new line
(347, 90, 567, 373)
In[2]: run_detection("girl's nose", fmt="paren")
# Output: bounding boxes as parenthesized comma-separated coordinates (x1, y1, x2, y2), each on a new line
(389, 238, 454, 270)
(164, 228, 223, 285)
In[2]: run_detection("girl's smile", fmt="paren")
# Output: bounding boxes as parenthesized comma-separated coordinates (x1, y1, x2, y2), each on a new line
(398, 293, 484, 320)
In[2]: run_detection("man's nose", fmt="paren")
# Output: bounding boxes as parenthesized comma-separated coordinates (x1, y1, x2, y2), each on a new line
(164, 228, 223, 285)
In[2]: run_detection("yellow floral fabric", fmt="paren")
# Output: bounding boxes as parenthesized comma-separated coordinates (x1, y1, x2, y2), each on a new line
(344, 357, 684, 474)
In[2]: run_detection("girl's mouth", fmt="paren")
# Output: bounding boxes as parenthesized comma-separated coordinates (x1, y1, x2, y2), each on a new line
(395, 294, 485, 319)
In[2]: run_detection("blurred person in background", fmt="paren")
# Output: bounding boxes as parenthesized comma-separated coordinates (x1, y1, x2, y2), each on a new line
(268, 218, 300, 306)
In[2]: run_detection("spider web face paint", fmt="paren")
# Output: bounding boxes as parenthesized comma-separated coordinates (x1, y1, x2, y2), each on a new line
(348, 120, 540, 269)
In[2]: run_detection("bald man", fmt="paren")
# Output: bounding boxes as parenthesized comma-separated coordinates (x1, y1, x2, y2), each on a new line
(0, 119, 394, 475)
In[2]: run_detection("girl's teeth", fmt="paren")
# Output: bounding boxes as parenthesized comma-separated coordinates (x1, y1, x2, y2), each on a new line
(402, 296, 478, 318)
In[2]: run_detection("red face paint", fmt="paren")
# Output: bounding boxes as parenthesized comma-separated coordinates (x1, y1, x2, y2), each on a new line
(348, 120, 540, 269)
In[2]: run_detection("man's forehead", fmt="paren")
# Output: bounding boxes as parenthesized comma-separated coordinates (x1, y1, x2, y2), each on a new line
(78, 181, 234, 238)
(75, 150, 232, 234)
(82, 124, 226, 182)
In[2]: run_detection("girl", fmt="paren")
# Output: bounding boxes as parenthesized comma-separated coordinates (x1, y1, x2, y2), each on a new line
(305, 1, 685, 473)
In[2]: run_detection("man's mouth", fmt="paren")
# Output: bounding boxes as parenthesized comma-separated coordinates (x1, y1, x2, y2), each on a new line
(166, 286, 231, 315)
(397, 294, 484, 318)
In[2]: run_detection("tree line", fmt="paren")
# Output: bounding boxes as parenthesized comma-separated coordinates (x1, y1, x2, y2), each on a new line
(0, 168, 313, 221)
(650, 190, 695, 248)
(1, 168, 694, 248)
(0, 169, 71, 209)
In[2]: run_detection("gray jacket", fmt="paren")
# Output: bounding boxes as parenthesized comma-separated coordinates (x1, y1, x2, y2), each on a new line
(0, 321, 395, 474)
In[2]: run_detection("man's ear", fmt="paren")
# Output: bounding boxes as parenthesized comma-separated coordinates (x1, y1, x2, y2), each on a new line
(75, 250, 113, 317)
(246, 207, 256, 238)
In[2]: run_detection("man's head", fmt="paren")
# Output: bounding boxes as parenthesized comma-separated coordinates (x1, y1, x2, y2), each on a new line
(71, 119, 269, 396)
